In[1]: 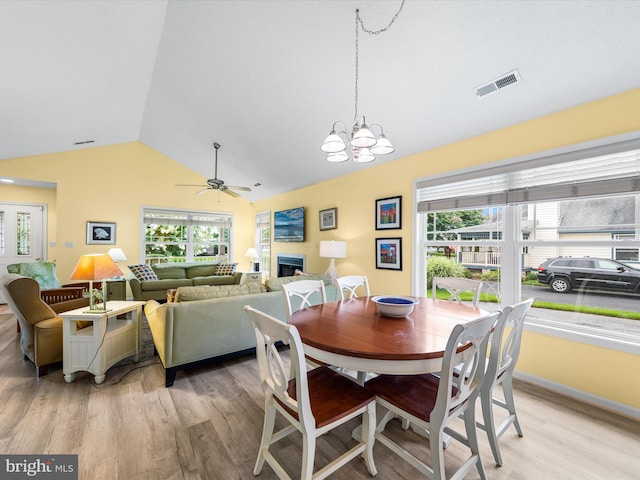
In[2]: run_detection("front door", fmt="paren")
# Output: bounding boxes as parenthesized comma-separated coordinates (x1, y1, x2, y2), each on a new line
(0, 203, 45, 302)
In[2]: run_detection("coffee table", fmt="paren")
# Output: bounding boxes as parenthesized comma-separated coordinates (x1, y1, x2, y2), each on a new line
(60, 300, 145, 384)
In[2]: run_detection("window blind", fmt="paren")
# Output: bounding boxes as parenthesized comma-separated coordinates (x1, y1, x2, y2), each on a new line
(143, 208, 231, 228)
(417, 138, 640, 212)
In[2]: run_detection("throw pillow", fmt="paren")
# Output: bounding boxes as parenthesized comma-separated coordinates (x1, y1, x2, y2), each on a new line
(215, 263, 237, 275)
(128, 264, 159, 281)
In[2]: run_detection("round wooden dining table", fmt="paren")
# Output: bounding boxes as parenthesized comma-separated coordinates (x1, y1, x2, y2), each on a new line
(287, 296, 489, 375)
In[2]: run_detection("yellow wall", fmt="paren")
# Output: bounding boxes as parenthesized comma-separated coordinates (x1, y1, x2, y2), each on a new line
(0, 142, 255, 281)
(2, 89, 639, 411)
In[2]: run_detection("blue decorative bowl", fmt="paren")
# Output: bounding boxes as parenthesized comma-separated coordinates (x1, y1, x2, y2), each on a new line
(372, 296, 419, 317)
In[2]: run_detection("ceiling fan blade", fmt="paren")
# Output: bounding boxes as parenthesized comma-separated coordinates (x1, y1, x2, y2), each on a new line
(222, 188, 240, 198)
(196, 188, 213, 195)
(226, 185, 252, 192)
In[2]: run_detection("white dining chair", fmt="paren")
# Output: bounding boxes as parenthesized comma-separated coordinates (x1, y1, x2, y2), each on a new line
(477, 297, 534, 465)
(336, 275, 370, 300)
(365, 310, 501, 480)
(244, 305, 377, 480)
(281, 280, 327, 318)
(432, 276, 484, 307)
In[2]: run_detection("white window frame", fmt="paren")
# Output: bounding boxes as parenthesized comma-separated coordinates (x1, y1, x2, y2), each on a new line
(141, 207, 233, 264)
(414, 131, 640, 354)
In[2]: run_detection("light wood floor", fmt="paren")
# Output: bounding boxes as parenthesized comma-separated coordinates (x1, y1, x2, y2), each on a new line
(1, 306, 639, 480)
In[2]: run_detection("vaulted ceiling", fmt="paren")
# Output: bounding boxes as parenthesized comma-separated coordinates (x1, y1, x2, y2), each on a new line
(2, 1, 640, 201)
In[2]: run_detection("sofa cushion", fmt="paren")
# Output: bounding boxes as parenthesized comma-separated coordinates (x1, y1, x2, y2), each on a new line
(265, 273, 326, 291)
(140, 278, 193, 291)
(186, 264, 218, 278)
(129, 264, 159, 281)
(175, 283, 266, 302)
(215, 263, 237, 275)
(192, 275, 239, 286)
(152, 264, 187, 280)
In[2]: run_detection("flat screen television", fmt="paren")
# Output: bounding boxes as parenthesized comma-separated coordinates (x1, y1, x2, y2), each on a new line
(274, 207, 304, 242)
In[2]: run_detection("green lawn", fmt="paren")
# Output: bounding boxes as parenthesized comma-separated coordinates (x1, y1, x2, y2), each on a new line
(428, 288, 640, 321)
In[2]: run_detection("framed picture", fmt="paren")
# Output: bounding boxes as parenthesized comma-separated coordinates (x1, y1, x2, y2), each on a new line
(86, 221, 116, 245)
(376, 237, 402, 270)
(375, 195, 402, 230)
(319, 207, 337, 231)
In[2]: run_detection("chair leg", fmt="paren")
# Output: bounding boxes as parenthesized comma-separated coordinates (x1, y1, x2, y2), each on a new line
(481, 388, 503, 466)
(429, 427, 447, 480)
(301, 430, 316, 480)
(254, 402, 276, 475)
(502, 376, 523, 436)
(464, 406, 488, 480)
(361, 402, 377, 476)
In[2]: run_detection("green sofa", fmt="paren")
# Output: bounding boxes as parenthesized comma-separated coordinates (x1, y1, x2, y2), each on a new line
(129, 262, 242, 302)
(144, 274, 337, 386)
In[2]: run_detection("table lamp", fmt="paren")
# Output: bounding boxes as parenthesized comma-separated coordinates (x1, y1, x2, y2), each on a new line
(244, 247, 259, 271)
(108, 248, 127, 264)
(70, 253, 124, 312)
(319, 240, 347, 284)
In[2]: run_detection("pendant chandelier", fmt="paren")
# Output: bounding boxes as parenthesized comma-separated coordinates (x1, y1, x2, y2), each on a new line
(321, 1, 405, 163)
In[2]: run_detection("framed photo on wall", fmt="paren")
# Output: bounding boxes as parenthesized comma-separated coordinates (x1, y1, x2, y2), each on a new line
(375, 195, 402, 230)
(319, 207, 337, 231)
(375, 237, 402, 270)
(86, 221, 116, 245)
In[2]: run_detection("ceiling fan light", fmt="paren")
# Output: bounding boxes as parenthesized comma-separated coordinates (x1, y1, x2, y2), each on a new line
(370, 134, 394, 155)
(327, 151, 349, 163)
(351, 123, 376, 148)
(321, 131, 347, 153)
(353, 147, 375, 163)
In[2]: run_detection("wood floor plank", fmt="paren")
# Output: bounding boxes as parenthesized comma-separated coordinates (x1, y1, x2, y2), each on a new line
(1, 306, 638, 479)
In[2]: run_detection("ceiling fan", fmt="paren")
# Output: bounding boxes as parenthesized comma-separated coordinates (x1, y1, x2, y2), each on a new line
(176, 142, 251, 198)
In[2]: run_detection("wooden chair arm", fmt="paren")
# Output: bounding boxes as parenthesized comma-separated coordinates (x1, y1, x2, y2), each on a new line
(41, 287, 86, 305)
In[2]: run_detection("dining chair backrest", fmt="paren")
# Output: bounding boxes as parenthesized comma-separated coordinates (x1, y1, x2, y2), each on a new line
(245, 305, 309, 418)
(281, 279, 327, 319)
(432, 276, 483, 307)
(479, 297, 534, 466)
(435, 310, 500, 420)
(486, 298, 533, 385)
(244, 305, 377, 479)
(336, 275, 370, 300)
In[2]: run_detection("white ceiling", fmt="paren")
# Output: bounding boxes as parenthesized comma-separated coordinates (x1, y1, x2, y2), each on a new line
(2, 0, 640, 201)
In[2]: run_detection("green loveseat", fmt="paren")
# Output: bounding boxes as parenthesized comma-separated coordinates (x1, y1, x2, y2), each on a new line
(128, 262, 242, 302)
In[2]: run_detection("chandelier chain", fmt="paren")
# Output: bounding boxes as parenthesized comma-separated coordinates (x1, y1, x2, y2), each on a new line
(353, 0, 406, 123)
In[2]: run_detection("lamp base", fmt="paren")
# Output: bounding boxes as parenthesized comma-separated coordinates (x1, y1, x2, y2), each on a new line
(324, 258, 338, 284)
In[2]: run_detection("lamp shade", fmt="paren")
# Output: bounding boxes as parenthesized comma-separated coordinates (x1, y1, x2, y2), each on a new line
(244, 248, 258, 259)
(107, 248, 127, 262)
(70, 254, 124, 281)
(319, 240, 347, 259)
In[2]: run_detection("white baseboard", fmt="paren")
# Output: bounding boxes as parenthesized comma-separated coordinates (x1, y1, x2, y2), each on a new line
(513, 370, 640, 421)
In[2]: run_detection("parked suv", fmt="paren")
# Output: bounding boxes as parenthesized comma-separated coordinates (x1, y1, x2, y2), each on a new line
(537, 257, 640, 293)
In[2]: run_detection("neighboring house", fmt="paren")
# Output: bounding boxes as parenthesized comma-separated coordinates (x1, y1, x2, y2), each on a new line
(445, 196, 638, 270)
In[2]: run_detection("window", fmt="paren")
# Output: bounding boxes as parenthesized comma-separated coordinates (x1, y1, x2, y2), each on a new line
(16, 211, 31, 255)
(416, 137, 640, 347)
(255, 211, 271, 277)
(143, 208, 232, 265)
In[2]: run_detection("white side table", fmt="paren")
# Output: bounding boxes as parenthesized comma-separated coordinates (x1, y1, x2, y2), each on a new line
(60, 300, 145, 384)
(241, 271, 263, 284)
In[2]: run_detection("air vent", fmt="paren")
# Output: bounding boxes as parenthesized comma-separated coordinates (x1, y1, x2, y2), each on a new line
(474, 69, 521, 97)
